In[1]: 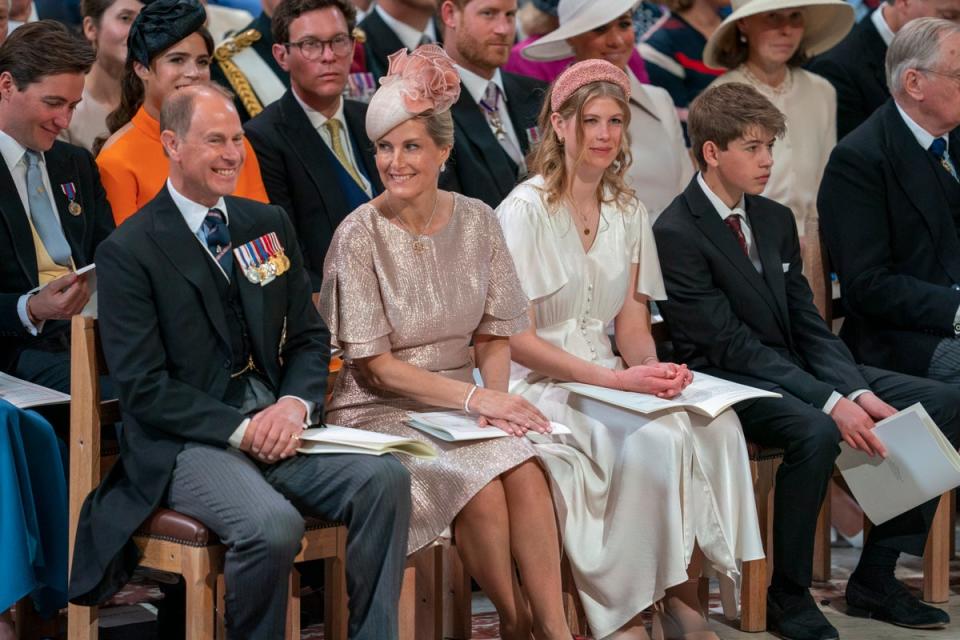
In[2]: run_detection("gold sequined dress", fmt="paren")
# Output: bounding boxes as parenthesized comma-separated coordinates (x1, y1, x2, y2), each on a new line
(320, 194, 536, 553)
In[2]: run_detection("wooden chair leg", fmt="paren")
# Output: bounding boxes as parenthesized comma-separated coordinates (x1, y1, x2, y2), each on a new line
(399, 559, 417, 640)
(323, 530, 349, 640)
(67, 603, 97, 640)
(182, 549, 217, 640)
(812, 492, 832, 582)
(444, 545, 471, 640)
(413, 545, 443, 640)
(285, 568, 301, 640)
(215, 574, 226, 640)
(950, 491, 956, 560)
(13, 597, 42, 640)
(923, 491, 951, 604)
(740, 558, 767, 633)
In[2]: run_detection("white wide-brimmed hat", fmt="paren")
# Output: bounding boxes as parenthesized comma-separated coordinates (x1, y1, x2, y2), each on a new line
(702, 0, 853, 69)
(522, 0, 639, 62)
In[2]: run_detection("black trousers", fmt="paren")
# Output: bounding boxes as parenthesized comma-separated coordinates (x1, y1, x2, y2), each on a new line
(733, 365, 960, 587)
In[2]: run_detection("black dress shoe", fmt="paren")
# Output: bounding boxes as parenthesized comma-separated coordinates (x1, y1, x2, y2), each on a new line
(846, 575, 950, 629)
(767, 588, 840, 640)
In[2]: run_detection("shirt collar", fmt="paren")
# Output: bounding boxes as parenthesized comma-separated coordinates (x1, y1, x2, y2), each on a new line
(0, 128, 34, 174)
(895, 101, 943, 152)
(455, 64, 506, 106)
(697, 172, 746, 221)
(872, 5, 895, 47)
(292, 89, 345, 131)
(166, 179, 228, 235)
(374, 4, 437, 51)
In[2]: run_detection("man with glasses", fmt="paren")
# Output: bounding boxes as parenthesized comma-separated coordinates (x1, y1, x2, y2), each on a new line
(212, 0, 288, 122)
(245, 0, 381, 291)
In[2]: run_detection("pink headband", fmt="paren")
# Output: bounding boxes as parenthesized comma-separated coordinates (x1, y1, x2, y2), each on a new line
(550, 59, 631, 112)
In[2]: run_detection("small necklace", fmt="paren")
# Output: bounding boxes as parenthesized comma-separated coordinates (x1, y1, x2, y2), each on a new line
(569, 199, 597, 236)
(385, 193, 439, 253)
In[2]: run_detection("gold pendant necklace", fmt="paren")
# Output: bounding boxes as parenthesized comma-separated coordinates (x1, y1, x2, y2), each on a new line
(385, 193, 439, 253)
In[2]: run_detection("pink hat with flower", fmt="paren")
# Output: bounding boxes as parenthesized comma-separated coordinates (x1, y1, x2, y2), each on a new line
(365, 45, 462, 141)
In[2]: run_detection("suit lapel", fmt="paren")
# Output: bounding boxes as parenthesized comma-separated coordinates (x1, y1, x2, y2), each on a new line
(0, 160, 36, 285)
(684, 182, 784, 324)
(885, 102, 960, 282)
(502, 73, 536, 155)
(343, 99, 382, 192)
(862, 20, 889, 98)
(450, 85, 517, 194)
(148, 187, 231, 349)
(747, 198, 791, 336)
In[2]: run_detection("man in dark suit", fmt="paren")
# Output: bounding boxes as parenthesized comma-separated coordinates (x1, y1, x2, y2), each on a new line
(358, 0, 440, 80)
(654, 82, 960, 640)
(0, 22, 112, 393)
(808, 0, 960, 139)
(820, 19, 960, 384)
(69, 84, 411, 639)
(439, 0, 546, 208)
(211, 0, 289, 122)
(245, 0, 380, 290)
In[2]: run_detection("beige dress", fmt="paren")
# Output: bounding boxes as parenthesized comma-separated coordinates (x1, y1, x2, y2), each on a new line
(497, 177, 764, 639)
(710, 67, 836, 313)
(321, 194, 537, 553)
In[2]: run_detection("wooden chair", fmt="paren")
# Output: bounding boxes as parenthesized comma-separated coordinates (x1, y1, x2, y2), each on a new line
(67, 316, 350, 639)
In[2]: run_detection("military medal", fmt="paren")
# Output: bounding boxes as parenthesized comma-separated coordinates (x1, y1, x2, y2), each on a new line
(60, 182, 82, 216)
(346, 72, 376, 103)
(232, 232, 289, 287)
(526, 126, 542, 147)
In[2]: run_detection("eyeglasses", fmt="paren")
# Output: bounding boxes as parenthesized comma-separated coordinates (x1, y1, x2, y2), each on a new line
(918, 67, 960, 84)
(284, 34, 353, 60)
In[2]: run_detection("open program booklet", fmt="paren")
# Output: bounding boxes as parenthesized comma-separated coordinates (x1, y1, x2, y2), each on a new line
(837, 403, 960, 525)
(560, 372, 780, 418)
(0, 372, 70, 409)
(297, 425, 437, 459)
(406, 411, 572, 442)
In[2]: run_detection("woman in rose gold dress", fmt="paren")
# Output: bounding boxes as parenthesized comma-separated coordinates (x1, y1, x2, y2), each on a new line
(319, 46, 572, 640)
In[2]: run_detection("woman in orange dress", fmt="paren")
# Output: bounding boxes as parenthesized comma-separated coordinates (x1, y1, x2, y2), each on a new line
(96, 0, 267, 225)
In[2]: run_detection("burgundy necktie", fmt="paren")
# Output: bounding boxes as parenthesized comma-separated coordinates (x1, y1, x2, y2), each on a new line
(724, 213, 749, 257)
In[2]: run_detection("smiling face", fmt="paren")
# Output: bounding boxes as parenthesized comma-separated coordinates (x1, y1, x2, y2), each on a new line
(85, 0, 145, 73)
(162, 90, 246, 206)
(705, 125, 775, 196)
(136, 32, 212, 112)
(273, 6, 353, 114)
(738, 9, 805, 68)
(566, 12, 635, 70)
(0, 71, 85, 151)
(552, 94, 625, 175)
(374, 117, 451, 201)
(445, 0, 517, 76)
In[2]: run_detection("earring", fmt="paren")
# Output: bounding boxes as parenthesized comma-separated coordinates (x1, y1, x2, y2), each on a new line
(440, 162, 447, 172)
(739, 32, 747, 43)
(558, 136, 565, 145)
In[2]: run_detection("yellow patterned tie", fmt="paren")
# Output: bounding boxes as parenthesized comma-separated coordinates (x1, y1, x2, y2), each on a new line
(324, 119, 367, 191)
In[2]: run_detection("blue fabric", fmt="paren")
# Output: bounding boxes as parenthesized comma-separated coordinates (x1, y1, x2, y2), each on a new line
(0, 400, 68, 617)
(318, 136, 372, 212)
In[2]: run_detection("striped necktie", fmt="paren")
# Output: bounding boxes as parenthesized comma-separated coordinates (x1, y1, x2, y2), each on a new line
(203, 208, 232, 278)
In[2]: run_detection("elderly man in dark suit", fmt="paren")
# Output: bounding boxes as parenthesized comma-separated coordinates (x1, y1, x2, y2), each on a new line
(245, 0, 381, 290)
(654, 82, 960, 640)
(808, 0, 960, 139)
(358, 0, 440, 80)
(439, 0, 545, 209)
(0, 22, 112, 393)
(820, 18, 960, 386)
(69, 84, 410, 639)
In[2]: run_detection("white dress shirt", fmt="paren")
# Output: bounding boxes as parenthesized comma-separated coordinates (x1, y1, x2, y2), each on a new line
(455, 64, 525, 170)
(292, 90, 373, 196)
(374, 3, 437, 51)
(872, 5, 895, 47)
(166, 179, 313, 448)
(695, 173, 867, 413)
(0, 128, 68, 336)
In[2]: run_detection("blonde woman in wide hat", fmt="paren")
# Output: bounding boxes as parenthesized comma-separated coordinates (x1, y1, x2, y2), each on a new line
(522, 0, 694, 217)
(704, 0, 854, 315)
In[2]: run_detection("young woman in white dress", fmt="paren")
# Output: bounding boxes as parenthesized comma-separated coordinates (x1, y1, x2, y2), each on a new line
(496, 59, 764, 640)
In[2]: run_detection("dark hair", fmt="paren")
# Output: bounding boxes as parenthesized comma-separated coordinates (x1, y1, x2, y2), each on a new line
(687, 82, 786, 170)
(714, 23, 809, 69)
(160, 83, 235, 138)
(272, 0, 357, 45)
(81, 0, 119, 23)
(96, 26, 213, 155)
(666, 0, 695, 12)
(0, 20, 95, 90)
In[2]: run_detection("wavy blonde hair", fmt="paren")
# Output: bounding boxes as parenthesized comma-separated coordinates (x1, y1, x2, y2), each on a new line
(528, 80, 636, 212)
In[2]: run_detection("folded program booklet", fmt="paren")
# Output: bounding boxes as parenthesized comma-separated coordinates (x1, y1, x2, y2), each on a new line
(837, 403, 960, 525)
(559, 372, 780, 419)
(297, 425, 437, 459)
(0, 372, 70, 409)
(407, 411, 572, 442)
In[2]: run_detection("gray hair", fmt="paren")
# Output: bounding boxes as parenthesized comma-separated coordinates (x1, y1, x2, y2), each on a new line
(887, 17, 960, 94)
